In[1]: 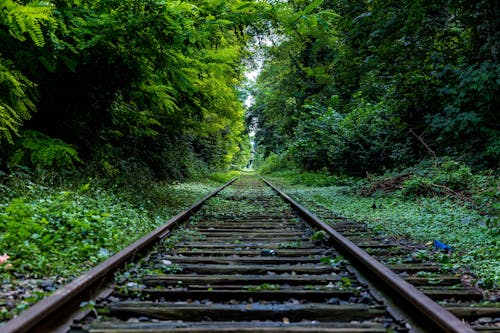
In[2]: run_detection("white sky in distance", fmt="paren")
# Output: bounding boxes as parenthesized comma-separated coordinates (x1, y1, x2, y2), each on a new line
(244, 67, 259, 108)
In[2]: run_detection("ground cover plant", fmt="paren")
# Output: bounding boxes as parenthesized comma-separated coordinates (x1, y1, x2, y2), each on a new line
(264, 166, 499, 290)
(0, 171, 224, 322)
(200, 178, 292, 218)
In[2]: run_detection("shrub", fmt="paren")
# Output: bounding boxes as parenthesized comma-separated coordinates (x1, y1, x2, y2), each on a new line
(9, 131, 82, 170)
(286, 171, 340, 187)
(259, 153, 293, 174)
(401, 158, 476, 198)
(208, 171, 241, 183)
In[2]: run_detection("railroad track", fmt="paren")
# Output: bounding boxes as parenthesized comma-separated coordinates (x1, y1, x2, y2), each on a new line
(2, 176, 499, 332)
(276, 189, 500, 329)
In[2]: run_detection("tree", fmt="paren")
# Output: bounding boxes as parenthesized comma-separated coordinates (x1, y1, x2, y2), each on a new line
(250, 0, 500, 173)
(0, 0, 55, 142)
(2, 0, 266, 176)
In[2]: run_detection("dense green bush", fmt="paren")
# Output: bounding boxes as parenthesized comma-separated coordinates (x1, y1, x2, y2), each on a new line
(263, 170, 345, 187)
(9, 131, 82, 170)
(259, 153, 294, 174)
(289, 96, 402, 174)
(249, 0, 500, 174)
(208, 170, 241, 183)
(1, 0, 261, 180)
(401, 159, 481, 197)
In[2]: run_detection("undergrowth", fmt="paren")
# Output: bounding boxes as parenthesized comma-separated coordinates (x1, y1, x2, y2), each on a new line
(362, 159, 499, 231)
(263, 160, 499, 289)
(0, 169, 231, 321)
(207, 170, 243, 183)
(0, 172, 223, 279)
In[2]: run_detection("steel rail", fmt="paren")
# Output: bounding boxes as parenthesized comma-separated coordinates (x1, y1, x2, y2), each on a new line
(261, 176, 476, 333)
(2, 178, 237, 333)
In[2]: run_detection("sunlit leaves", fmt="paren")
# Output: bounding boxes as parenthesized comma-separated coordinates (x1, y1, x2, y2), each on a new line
(0, 0, 55, 46)
(0, 0, 57, 142)
(0, 58, 36, 143)
(1, 0, 262, 173)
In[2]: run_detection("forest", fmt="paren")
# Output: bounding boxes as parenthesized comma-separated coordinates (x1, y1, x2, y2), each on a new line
(1, 0, 499, 175)
(1, 0, 269, 178)
(0, 0, 498, 322)
(249, 0, 499, 173)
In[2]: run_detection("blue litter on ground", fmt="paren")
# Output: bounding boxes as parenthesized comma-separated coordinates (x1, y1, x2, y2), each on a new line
(433, 240, 452, 252)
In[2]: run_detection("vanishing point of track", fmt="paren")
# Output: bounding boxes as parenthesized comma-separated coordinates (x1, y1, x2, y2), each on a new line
(2, 176, 498, 332)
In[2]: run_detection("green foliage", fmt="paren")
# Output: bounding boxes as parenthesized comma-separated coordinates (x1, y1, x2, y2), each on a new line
(320, 256, 345, 267)
(0, 171, 221, 320)
(259, 153, 293, 174)
(108, 93, 162, 139)
(156, 263, 183, 274)
(208, 170, 241, 183)
(0, 58, 35, 143)
(358, 158, 499, 233)
(1, 0, 263, 176)
(249, 0, 500, 174)
(10, 131, 82, 170)
(395, 160, 499, 233)
(401, 159, 475, 197)
(427, 60, 500, 166)
(63, 0, 259, 175)
(311, 230, 327, 242)
(0, 0, 54, 47)
(271, 174, 499, 288)
(0, 0, 55, 143)
(0, 186, 148, 276)
(260, 169, 350, 188)
(288, 96, 402, 174)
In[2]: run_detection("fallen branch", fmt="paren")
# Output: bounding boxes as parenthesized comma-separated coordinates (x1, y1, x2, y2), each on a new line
(409, 128, 437, 162)
(431, 183, 472, 202)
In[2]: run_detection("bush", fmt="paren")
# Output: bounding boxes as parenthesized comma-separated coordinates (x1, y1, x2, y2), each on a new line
(284, 171, 341, 187)
(208, 171, 241, 183)
(9, 131, 82, 170)
(401, 158, 476, 197)
(289, 96, 402, 175)
(259, 153, 293, 174)
(262, 169, 356, 188)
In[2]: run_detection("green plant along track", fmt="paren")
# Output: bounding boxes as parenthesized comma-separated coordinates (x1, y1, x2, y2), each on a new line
(69, 176, 498, 332)
(308, 210, 500, 325)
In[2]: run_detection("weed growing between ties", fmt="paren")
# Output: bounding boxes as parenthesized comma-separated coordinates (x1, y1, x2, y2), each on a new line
(200, 182, 291, 217)
(265, 168, 499, 289)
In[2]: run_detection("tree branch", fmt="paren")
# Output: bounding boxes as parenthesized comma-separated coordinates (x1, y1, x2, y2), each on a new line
(409, 128, 437, 161)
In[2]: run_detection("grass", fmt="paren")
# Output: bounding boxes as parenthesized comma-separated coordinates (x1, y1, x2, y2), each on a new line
(0, 170, 231, 322)
(207, 170, 243, 183)
(200, 176, 291, 217)
(265, 171, 499, 289)
(1, 166, 497, 321)
(0, 178, 219, 278)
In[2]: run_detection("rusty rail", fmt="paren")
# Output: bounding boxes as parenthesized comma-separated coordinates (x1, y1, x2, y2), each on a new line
(2, 178, 236, 333)
(261, 176, 476, 333)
